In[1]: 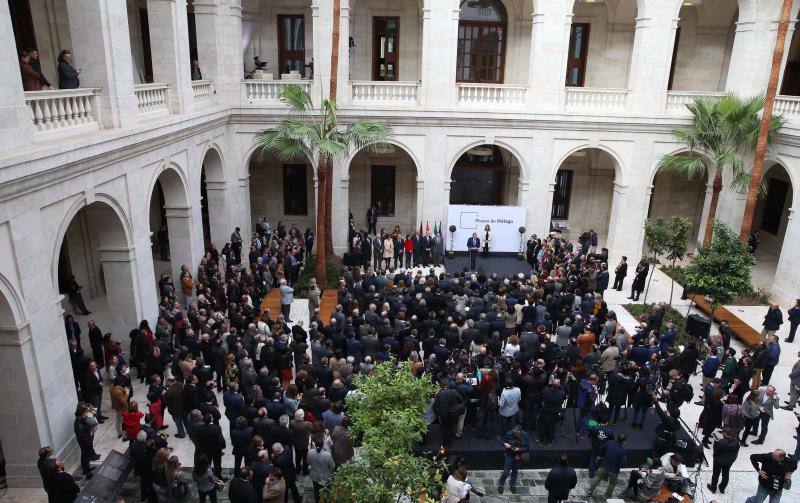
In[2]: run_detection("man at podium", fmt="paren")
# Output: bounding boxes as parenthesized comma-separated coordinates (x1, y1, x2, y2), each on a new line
(467, 232, 481, 270)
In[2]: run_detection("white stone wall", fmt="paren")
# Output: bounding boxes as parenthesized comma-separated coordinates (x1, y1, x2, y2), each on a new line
(556, 150, 615, 242)
(348, 148, 418, 232)
(648, 169, 707, 245)
(248, 155, 316, 233)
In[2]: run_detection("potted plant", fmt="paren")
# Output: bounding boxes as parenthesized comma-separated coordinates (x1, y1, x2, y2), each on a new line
(517, 226, 526, 260)
(447, 225, 457, 258)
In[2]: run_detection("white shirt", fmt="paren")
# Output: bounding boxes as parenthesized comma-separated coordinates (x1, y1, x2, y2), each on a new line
(441, 475, 470, 503)
(660, 452, 689, 479)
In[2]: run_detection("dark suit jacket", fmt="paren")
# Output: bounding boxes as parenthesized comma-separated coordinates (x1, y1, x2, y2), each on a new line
(195, 422, 226, 456)
(50, 471, 80, 503)
(228, 476, 258, 503)
(82, 370, 102, 400)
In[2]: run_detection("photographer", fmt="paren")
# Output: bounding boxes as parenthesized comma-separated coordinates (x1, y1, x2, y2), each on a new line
(621, 457, 665, 501)
(575, 373, 599, 437)
(537, 378, 566, 445)
(746, 449, 797, 503)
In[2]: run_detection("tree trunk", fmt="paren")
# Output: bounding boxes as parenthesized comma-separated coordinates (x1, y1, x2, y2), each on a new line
(702, 168, 723, 246)
(324, 158, 334, 258)
(668, 259, 676, 308)
(643, 253, 656, 303)
(316, 158, 328, 285)
(739, 0, 792, 241)
(324, 0, 341, 260)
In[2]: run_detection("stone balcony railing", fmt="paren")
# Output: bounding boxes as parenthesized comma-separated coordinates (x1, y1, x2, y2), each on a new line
(25, 88, 101, 139)
(242, 79, 312, 103)
(665, 90, 725, 113)
(350, 81, 420, 104)
(134, 83, 170, 118)
(191, 80, 214, 104)
(564, 87, 628, 111)
(775, 96, 800, 117)
(457, 83, 527, 106)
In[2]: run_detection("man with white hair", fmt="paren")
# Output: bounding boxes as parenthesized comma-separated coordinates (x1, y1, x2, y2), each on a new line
(290, 409, 312, 475)
(279, 278, 294, 323)
(272, 441, 301, 502)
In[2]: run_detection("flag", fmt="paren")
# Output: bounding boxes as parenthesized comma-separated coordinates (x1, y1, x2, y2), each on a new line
(426, 221, 430, 233)
(433, 222, 438, 235)
(418, 221, 423, 235)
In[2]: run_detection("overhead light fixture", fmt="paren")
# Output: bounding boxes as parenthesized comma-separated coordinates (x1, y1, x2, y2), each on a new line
(372, 144, 396, 154)
(467, 146, 493, 157)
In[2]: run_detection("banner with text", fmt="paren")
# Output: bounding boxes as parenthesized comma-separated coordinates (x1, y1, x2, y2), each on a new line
(447, 205, 526, 253)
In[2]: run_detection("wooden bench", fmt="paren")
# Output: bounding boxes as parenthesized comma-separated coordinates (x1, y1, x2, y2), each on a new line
(259, 289, 281, 317)
(689, 294, 762, 348)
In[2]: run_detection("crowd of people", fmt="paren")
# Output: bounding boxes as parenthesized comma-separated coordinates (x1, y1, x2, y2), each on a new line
(42, 218, 800, 503)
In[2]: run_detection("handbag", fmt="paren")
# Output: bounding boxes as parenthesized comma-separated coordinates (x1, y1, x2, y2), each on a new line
(214, 479, 225, 491)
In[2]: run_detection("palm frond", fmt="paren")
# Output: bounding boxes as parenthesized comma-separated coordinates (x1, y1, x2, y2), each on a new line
(345, 120, 393, 152)
(279, 85, 313, 113)
(657, 154, 707, 179)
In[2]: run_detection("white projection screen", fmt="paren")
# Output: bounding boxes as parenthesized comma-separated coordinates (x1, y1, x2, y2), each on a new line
(446, 205, 526, 253)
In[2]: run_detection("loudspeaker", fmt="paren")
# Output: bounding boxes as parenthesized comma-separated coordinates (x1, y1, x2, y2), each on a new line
(686, 314, 711, 340)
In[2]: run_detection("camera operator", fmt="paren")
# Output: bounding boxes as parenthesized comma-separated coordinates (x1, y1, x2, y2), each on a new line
(537, 378, 566, 445)
(521, 359, 547, 430)
(663, 369, 694, 409)
(576, 373, 599, 437)
(652, 398, 681, 458)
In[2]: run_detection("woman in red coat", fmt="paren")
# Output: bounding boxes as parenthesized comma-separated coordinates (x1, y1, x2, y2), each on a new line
(122, 401, 144, 441)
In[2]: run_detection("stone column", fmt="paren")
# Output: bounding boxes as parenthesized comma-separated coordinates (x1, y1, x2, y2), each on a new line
(0, 2, 36, 151)
(420, 0, 459, 107)
(146, 0, 194, 113)
(164, 205, 194, 281)
(311, 0, 330, 100)
(626, 0, 683, 113)
(416, 180, 425, 230)
(772, 207, 799, 303)
(336, 0, 351, 104)
(725, 0, 796, 96)
(527, 0, 574, 110)
(204, 180, 229, 246)
(606, 181, 649, 266)
(97, 246, 142, 339)
(66, 0, 138, 128)
(192, 0, 224, 99)
(332, 157, 350, 254)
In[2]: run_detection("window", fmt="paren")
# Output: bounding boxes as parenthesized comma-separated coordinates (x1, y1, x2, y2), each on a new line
(760, 177, 789, 234)
(551, 170, 573, 219)
(667, 27, 681, 91)
(278, 15, 305, 76)
(373, 17, 399, 81)
(565, 23, 590, 87)
(457, 0, 506, 83)
(283, 164, 308, 215)
(371, 165, 396, 216)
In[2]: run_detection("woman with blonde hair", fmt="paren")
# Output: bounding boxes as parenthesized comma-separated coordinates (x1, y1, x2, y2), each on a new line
(165, 455, 192, 503)
(151, 448, 171, 502)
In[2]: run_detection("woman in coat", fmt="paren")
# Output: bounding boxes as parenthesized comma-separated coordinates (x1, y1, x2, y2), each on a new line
(382, 234, 394, 269)
(679, 340, 700, 381)
(699, 388, 724, 448)
(482, 224, 492, 258)
(20, 51, 42, 91)
(739, 391, 761, 446)
(57, 50, 80, 89)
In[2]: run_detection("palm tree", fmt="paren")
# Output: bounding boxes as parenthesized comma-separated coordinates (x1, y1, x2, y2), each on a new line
(657, 95, 782, 247)
(739, 0, 792, 241)
(325, 0, 342, 258)
(254, 85, 391, 284)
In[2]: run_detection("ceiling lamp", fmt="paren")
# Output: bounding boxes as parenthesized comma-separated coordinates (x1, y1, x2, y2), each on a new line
(372, 144, 396, 154)
(467, 146, 493, 157)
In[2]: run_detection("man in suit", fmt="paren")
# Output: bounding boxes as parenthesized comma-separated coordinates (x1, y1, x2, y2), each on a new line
(782, 351, 800, 411)
(787, 299, 800, 343)
(421, 231, 433, 266)
(83, 361, 107, 422)
(371, 234, 382, 271)
(272, 442, 300, 503)
(596, 263, 609, 297)
(467, 233, 480, 271)
(613, 256, 627, 291)
(762, 303, 784, 342)
(48, 460, 80, 501)
(433, 231, 444, 266)
(229, 467, 258, 503)
(87, 320, 105, 368)
(196, 413, 227, 477)
(752, 385, 780, 445)
(366, 205, 378, 235)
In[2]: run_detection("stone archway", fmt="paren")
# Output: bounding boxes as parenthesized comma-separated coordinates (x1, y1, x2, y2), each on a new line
(148, 166, 194, 286)
(56, 200, 140, 340)
(449, 144, 520, 206)
(550, 147, 621, 246)
(752, 162, 794, 298)
(200, 147, 228, 249)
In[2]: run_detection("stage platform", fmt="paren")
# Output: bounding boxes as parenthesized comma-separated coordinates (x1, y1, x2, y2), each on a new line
(420, 408, 697, 470)
(443, 253, 533, 277)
